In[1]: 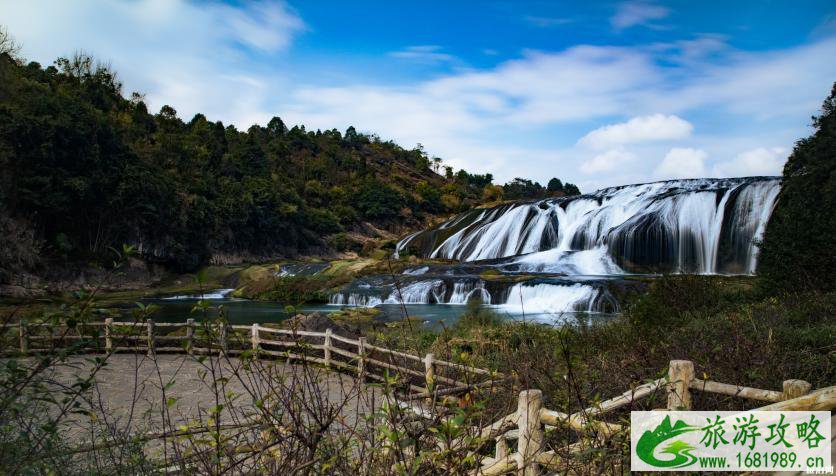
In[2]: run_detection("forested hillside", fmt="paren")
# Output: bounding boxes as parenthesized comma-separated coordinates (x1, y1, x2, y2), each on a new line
(758, 83, 836, 292)
(0, 50, 578, 278)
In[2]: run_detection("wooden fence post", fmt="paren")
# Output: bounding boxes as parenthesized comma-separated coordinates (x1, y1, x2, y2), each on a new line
(424, 353, 435, 392)
(186, 318, 195, 355)
(782, 379, 811, 400)
(104, 318, 113, 352)
(323, 328, 332, 368)
(19, 320, 28, 354)
(516, 389, 543, 476)
(146, 319, 155, 357)
(667, 360, 694, 410)
(251, 324, 259, 355)
(357, 337, 366, 377)
(219, 321, 228, 357)
(495, 435, 508, 461)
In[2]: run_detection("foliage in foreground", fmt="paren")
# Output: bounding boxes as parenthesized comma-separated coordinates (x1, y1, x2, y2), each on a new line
(374, 276, 834, 415)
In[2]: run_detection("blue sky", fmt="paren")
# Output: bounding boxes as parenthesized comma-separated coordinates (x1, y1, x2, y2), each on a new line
(2, 0, 835, 190)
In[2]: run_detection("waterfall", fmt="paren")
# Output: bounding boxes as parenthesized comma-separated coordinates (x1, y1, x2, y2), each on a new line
(328, 277, 612, 314)
(397, 177, 781, 275)
(164, 289, 235, 300)
(384, 280, 447, 304)
(448, 281, 492, 304)
(497, 283, 599, 314)
(329, 293, 383, 307)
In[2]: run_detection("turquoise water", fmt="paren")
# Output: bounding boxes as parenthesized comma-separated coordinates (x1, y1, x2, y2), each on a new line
(128, 289, 616, 329)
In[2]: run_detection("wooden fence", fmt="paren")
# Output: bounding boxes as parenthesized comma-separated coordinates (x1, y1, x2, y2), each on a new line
(465, 359, 835, 475)
(2, 321, 834, 475)
(0, 318, 502, 397)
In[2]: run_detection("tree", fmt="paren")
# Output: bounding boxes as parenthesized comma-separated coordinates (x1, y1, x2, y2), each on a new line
(482, 184, 504, 203)
(352, 178, 404, 220)
(758, 83, 836, 293)
(503, 178, 545, 200)
(0, 25, 21, 58)
(416, 181, 443, 212)
(547, 178, 563, 194)
(563, 182, 581, 196)
(432, 157, 442, 173)
(267, 116, 287, 137)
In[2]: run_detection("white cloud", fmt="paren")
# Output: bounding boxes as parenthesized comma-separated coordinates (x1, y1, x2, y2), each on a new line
(581, 149, 636, 174)
(712, 147, 787, 177)
(524, 16, 574, 28)
(0, 0, 303, 125)
(389, 45, 456, 63)
(578, 114, 693, 149)
(221, 1, 305, 53)
(287, 38, 834, 186)
(611, 1, 670, 30)
(655, 148, 707, 179)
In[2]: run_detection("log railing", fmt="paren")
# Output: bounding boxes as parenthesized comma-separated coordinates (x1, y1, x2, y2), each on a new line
(464, 359, 834, 475)
(2, 321, 834, 474)
(0, 319, 501, 397)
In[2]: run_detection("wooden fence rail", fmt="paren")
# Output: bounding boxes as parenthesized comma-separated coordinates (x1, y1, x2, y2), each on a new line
(466, 358, 834, 475)
(0, 319, 501, 397)
(2, 321, 834, 475)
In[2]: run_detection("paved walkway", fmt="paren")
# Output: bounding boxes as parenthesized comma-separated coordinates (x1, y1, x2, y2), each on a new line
(44, 354, 383, 441)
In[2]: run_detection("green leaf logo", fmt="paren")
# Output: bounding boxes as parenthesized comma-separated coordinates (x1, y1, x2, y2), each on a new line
(636, 416, 699, 468)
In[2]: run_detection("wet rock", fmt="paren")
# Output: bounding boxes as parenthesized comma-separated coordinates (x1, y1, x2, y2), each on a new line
(283, 312, 361, 341)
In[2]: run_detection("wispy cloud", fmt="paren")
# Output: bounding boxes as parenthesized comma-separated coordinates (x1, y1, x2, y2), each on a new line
(287, 37, 835, 186)
(578, 114, 693, 149)
(581, 148, 636, 174)
(221, 1, 306, 53)
(389, 45, 456, 64)
(524, 15, 574, 28)
(611, 1, 670, 30)
(0, 0, 303, 126)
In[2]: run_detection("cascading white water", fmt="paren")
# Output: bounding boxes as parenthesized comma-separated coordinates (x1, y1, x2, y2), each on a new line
(327, 277, 610, 316)
(397, 178, 782, 275)
(497, 283, 599, 314)
(383, 280, 446, 304)
(448, 281, 491, 304)
(164, 288, 235, 300)
(509, 248, 623, 275)
(725, 180, 782, 273)
(328, 293, 383, 307)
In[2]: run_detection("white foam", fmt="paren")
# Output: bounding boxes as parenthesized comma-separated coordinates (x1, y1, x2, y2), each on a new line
(163, 288, 235, 300)
(496, 283, 598, 314)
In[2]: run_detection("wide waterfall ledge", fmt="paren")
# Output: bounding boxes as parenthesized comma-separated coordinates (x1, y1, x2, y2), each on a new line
(395, 177, 781, 276)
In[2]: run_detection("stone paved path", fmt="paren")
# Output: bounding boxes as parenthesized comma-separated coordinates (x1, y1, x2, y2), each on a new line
(44, 353, 383, 441)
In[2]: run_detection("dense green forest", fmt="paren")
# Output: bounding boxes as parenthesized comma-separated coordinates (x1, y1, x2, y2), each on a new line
(759, 83, 836, 293)
(0, 48, 579, 277)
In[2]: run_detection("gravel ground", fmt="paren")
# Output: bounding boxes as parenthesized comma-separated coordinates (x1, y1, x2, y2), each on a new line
(40, 353, 384, 443)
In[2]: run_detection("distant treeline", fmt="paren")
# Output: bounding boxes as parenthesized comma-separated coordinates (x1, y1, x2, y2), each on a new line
(0, 47, 578, 274)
